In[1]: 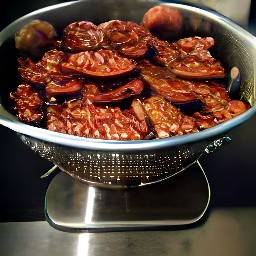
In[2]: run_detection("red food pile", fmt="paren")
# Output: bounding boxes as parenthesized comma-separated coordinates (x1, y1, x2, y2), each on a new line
(10, 6, 250, 140)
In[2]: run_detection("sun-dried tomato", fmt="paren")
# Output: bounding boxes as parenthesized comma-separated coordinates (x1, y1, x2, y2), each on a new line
(10, 83, 44, 125)
(99, 20, 152, 59)
(46, 78, 84, 95)
(85, 79, 144, 103)
(47, 100, 149, 140)
(169, 37, 225, 79)
(143, 95, 198, 138)
(11, 13, 250, 141)
(60, 49, 137, 78)
(61, 21, 104, 52)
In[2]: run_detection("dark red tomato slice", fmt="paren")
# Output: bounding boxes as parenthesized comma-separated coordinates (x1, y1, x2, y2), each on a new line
(61, 21, 103, 52)
(99, 20, 152, 59)
(140, 62, 197, 102)
(149, 79, 197, 103)
(107, 28, 137, 47)
(18, 57, 48, 85)
(143, 95, 198, 138)
(98, 20, 126, 33)
(226, 100, 250, 117)
(150, 37, 180, 66)
(60, 49, 137, 78)
(174, 37, 215, 52)
(86, 79, 144, 103)
(169, 57, 226, 79)
(100, 20, 150, 45)
(169, 37, 225, 79)
(40, 49, 66, 73)
(118, 41, 149, 59)
(10, 83, 44, 125)
(46, 79, 83, 95)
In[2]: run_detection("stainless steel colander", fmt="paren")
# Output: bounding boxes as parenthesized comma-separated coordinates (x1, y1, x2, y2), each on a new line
(19, 134, 230, 188)
(0, 0, 256, 189)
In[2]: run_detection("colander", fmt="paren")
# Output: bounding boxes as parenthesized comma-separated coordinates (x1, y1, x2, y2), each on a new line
(0, 0, 255, 189)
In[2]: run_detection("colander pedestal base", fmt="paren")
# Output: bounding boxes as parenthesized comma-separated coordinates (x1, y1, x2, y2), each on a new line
(45, 161, 210, 232)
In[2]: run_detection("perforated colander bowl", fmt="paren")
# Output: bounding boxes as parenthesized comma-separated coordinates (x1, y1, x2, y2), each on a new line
(19, 134, 230, 188)
(0, 0, 256, 189)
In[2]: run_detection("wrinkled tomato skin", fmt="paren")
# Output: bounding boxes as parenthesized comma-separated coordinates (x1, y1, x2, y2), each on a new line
(86, 79, 144, 103)
(99, 20, 152, 59)
(143, 95, 198, 138)
(169, 56, 225, 80)
(46, 100, 149, 140)
(168, 36, 225, 79)
(46, 79, 84, 95)
(140, 62, 197, 103)
(10, 83, 44, 125)
(226, 100, 250, 117)
(18, 50, 68, 87)
(174, 37, 215, 51)
(18, 57, 47, 86)
(117, 42, 149, 59)
(61, 21, 103, 52)
(60, 49, 137, 78)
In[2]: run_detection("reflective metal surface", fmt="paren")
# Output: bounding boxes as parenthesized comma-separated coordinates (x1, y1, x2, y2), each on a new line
(1, 208, 256, 256)
(45, 161, 210, 231)
(20, 134, 225, 188)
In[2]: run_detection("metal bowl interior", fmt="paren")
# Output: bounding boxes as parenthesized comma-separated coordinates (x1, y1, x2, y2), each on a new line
(0, 0, 256, 188)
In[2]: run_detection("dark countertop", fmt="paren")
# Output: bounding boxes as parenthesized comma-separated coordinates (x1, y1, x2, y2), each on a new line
(0, 1, 256, 255)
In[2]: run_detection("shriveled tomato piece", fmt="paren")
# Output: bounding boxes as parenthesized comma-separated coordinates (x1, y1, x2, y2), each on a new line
(130, 98, 155, 139)
(193, 99, 250, 129)
(169, 55, 225, 79)
(169, 37, 225, 79)
(150, 36, 225, 79)
(18, 57, 48, 86)
(40, 49, 66, 72)
(46, 78, 83, 95)
(10, 83, 44, 125)
(211, 99, 250, 123)
(143, 95, 198, 138)
(60, 49, 137, 78)
(140, 63, 197, 103)
(15, 20, 56, 59)
(193, 83, 230, 112)
(149, 37, 180, 65)
(47, 100, 149, 140)
(226, 100, 250, 117)
(169, 65, 225, 79)
(174, 37, 215, 52)
(118, 42, 149, 59)
(61, 21, 103, 52)
(99, 20, 152, 59)
(85, 79, 144, 103)
(18, 50, 68, 86)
